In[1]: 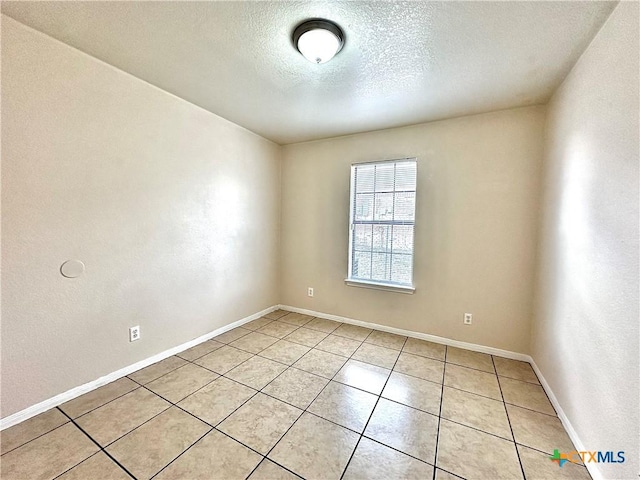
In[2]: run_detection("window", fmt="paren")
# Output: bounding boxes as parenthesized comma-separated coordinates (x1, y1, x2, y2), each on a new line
(347, 158, 417, 292)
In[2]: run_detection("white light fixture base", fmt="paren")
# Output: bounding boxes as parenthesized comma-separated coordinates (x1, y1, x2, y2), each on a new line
(293, 19, 345, 64)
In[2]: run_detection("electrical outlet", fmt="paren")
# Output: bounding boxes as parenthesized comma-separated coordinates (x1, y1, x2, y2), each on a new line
(463, 313, 472, 325)
(308, 287, 314, 297)
(129, 326, 141, 342)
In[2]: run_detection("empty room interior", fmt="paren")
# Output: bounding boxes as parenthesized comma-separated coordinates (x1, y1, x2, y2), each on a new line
(1, 1, 638, 480)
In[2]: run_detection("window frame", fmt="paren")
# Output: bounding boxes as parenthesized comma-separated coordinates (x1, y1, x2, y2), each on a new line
(345, 158, 417, 294)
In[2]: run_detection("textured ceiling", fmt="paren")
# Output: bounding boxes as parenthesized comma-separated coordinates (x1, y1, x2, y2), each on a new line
(2, 1, 616, 144)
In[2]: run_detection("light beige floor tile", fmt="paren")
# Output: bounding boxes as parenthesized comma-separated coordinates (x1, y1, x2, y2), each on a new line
(278, 312, 314, 327)
(507, 404, 575, 454)
(437, 419, 522, 480)
(214, 327, 252, 344)
(0, 423, 99, 480)
(304, 318, 342, 333)
(230, 331, 279, 354)
(444, 364, 501, 400)
(394, 352, 445, 383)
(499, 377, 555, 415)
(243, 317, 274, 331)
(264, 309, 291, 320)
(106, 407, 209, 480)
(435, 469, 464, 479)
(352, 342, 400, 369)
(263, 368, 329, 409)
(316, 334, 362, 357)
(146, 363, 218, 403)
(292, 348, 347, 379)
(441, 386, 512, 440)
(343, 437, 434, 480)
(334, 359, 391, 394)
(364, 398, 438, 463)
(259, 340, 310, 365)
(177, 339, 224, 362)
(493, 357, 539, 384)
(518, 444, 591, 480)
(258, 321, 299, 338)
(381, 372, 442, 415)
(194, 345, 253, 374)
(218, 393, 302, 454)
(60, 378, 138, 419)
(446, 347, 495, 373)
(283, 327, 329, 347)
(178, 377, 256, 426)
(0, 408, 68, 455)
(365, 330, 407, 350)
(226, 355, 288, 390)
(128, 356, 188, 385)
(249, 459, 301, 480)
(268, 412, 359, 480)
(76, 388, 170, 446)
(332, 323, 373, 341)
(154, 429, 261, 480)
(58, 452, 132, 480)
(402, 338, 446, 360)
(308, 381, 377, 432)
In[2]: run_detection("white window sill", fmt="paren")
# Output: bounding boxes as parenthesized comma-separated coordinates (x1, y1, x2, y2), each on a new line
(344, 279, 415, 294)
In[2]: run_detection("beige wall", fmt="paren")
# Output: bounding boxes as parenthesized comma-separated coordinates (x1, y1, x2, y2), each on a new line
(532, 3, 639, 479)
(0, 17, 281, 417)
(281, 106, 545, 353)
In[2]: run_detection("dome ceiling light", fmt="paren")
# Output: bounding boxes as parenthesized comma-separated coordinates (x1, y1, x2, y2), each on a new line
(293, 19, 345, 64)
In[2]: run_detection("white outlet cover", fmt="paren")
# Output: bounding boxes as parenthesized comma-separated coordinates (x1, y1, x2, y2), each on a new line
(129, 326, 140, 342)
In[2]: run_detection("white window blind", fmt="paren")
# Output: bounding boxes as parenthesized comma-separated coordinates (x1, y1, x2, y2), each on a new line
(348, 158, 417, 289)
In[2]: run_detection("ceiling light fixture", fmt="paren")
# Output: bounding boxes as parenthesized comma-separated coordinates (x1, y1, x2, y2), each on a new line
(293, 19, 344, 64)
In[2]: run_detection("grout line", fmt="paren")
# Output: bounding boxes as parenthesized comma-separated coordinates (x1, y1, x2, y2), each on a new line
(258, 326, 375, 477)
(358, 433, 437, 468)
(64, 383, 140, 422)
(1, 383, 167, 460)
(148, 428, 212, 479)
(134, 382, 260, 479)
(52, 451, 104, 480)
(213, 426, 306, 480)
(496, 370, 559, 417)
(339, 334, 410, 480)
(431, 345, 447, 480)
(493, 355, 528, 480)
(439, 383, 504, 403)
(0, 420, 70, 457)
(175, 340, 225, 362)
(145, 392, 217, 431)
(55, 407, 139, 480)
(435, 408, 516, 443)
(514, 441, 583, 462)
(127, 358, 192, 386)
(131, 326, 318, 480)
(93, 387, 174, 448)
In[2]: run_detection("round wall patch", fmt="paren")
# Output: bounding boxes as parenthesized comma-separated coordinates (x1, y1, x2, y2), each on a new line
(60, 260, 85, 278)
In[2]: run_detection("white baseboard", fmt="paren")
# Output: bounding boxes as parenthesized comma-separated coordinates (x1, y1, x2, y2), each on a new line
(281, 304, 598, 479)
(0, 305, 278, 431)
(278, 304, 530, 362)
(3, 301, 593, 480)
(529, 359, 603, 480)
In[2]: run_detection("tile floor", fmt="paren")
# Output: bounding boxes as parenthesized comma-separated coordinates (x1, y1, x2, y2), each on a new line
(0, 309, 591, 480)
